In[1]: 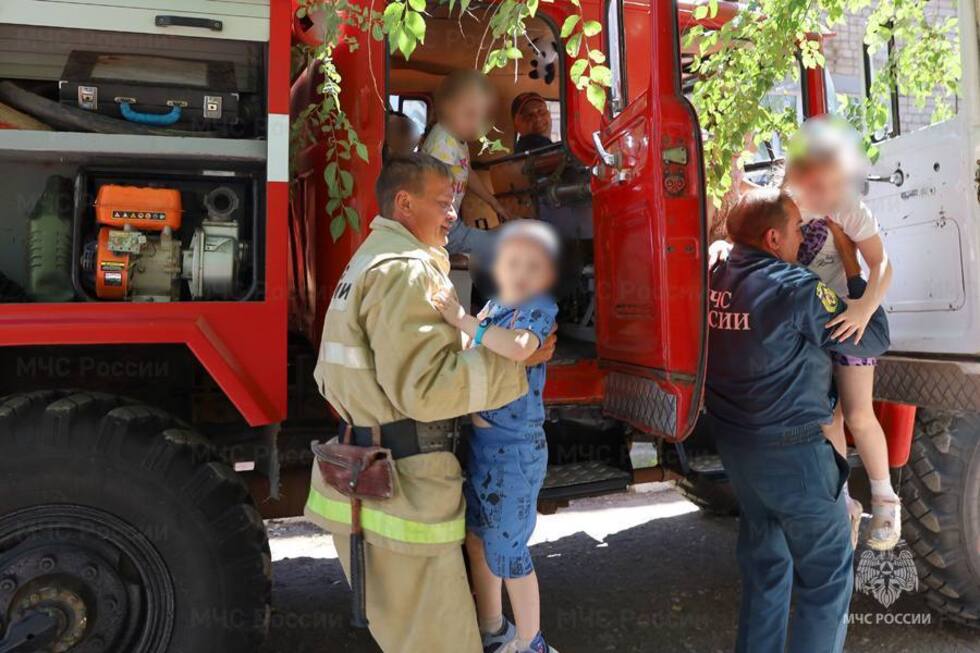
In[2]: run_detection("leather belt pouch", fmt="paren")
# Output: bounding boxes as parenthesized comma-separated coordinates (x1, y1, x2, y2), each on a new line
(311, 426, 394, 500)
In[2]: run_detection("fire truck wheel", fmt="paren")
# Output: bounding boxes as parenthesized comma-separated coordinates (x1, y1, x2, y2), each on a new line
(901, 409, 980, 627)
(0, 390, 272, 652)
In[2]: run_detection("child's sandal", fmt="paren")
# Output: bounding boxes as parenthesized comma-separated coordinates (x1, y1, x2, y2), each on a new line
(867, 496, 902, 551)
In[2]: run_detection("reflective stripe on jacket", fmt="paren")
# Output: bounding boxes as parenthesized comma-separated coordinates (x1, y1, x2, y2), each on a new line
(306, 216, 529, 552)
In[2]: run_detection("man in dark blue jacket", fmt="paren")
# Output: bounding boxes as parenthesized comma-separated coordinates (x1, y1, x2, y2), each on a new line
(706, 188, 890, 653)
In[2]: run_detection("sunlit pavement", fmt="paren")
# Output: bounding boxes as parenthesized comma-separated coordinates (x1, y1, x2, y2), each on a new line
(261, 484, 979, 653)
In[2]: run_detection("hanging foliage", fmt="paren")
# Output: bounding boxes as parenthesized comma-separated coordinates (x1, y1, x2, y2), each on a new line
(685, 0, 960, 206)
(292, 0, 610, 240)
(293, 0, 961, 237)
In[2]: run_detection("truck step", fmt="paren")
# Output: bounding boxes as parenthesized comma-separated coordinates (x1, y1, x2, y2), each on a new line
(539, 461, 632, 502)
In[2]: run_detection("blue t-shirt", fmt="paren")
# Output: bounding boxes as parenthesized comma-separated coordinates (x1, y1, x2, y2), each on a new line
(477, 294, 558, 431)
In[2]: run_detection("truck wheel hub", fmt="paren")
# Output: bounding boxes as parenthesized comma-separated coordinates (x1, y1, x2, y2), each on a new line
(0, 505, 174, 653)
(8, 586, 88, 652)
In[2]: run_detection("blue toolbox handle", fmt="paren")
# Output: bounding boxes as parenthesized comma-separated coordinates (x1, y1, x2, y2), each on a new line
(118, 102, 182, 126)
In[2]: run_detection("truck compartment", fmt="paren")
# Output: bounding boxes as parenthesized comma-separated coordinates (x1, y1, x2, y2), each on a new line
(0, 20, 271, 304)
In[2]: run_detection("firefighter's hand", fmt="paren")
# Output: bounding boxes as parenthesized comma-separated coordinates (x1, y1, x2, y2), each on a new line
(432, 289, 466, 327)
(526, 328, 558, 366)
(826, 296, 875, 344)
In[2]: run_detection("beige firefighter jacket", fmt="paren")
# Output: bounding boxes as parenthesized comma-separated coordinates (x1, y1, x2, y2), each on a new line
(305, 216, 528, 554)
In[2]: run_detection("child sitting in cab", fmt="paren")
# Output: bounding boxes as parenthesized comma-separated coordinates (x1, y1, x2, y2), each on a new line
(432, 220, 559, 653)
(422, 69, 512, 221)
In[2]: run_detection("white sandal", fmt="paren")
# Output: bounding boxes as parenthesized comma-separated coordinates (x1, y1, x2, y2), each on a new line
(867, 496, 901, 551)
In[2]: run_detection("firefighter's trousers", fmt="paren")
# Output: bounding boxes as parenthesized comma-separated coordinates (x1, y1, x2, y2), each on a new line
(305, 451, 481, 653)
(333, 533, 480, 652)
(713, 424, 853, 653)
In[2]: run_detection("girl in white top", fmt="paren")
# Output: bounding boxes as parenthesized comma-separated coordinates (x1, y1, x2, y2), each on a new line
(783, 119, 899, 551)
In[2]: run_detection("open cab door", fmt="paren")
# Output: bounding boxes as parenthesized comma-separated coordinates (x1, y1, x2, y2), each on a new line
(591, 0, 707, 440)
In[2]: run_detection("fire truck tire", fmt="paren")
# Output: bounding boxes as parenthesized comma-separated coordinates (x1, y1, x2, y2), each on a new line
(675, 474, 740, 517)
(901, 408, 980, 627)
(0, 390, 272, 652)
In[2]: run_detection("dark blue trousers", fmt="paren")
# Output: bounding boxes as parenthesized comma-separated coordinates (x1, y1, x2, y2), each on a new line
(713, 423, 853, 653)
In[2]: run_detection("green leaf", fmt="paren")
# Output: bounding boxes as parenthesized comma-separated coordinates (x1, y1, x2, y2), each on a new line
(693, 5, 708, 20)
(565, 33, 582, 57)
(344, 206, 361, 231)
(383, 2, 405, 22)
(405, 10, 426, 41)
(505, 46, 522, 60)
(354, 141, 369, 162)
(586, 82, 606, 112)
(408, 0, 426, 12)
(569, 58, 588, 81)
(527, 0, 539, 16)
(589, 64, 612, 86)
(560, 14, 580, 38)
(582, 20, 601, 37)
(588, 49, 606, 64)
(397, 28, 417, 59)
(339, 169, 354, 195)
(330, 215, 346, 241)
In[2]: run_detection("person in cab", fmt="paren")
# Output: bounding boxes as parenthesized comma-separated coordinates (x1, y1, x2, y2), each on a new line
(511, 92, 553, 153)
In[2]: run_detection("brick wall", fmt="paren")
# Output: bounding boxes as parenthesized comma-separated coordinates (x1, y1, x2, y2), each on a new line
(822, 0, 959, 134)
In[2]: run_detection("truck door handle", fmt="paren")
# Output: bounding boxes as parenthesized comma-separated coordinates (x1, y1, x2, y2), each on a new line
(867, 169, 904, 187)
(155, 15, 224, 31)
(592, 131, 620, 168)
(592, 131, 626, 182)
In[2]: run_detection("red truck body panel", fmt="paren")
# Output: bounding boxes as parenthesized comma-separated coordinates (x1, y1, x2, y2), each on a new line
(0, 1, 293, 427)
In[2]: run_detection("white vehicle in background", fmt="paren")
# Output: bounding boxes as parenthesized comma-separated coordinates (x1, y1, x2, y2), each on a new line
(857, 0, 980, 624)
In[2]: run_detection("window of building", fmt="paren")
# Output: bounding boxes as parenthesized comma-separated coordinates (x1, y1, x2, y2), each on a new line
(388, 95, 429, 134)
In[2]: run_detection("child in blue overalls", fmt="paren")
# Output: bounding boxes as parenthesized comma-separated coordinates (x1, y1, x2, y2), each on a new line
(433, 220, 559, 653)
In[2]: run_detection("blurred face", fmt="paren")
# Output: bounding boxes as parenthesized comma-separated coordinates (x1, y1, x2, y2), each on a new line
(492, 237, 556, 305)
(515, 99, 551, 138)
(387, 114, 419, 157)
(394, 171, 457, 248)
(441, 87, 492, 142)
(787, 163, 848, 215)
(764, 200, 804, 263)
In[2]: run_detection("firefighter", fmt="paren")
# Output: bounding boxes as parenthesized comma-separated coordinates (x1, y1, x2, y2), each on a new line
(705, 188, 890, 653)
(304, 153, 554, 653)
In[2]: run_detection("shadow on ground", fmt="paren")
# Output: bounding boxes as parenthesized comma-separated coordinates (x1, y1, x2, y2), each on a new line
(259, 489, 979, 653)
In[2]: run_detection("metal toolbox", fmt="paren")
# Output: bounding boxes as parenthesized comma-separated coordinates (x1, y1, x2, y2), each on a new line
(59, 51, 240, 132)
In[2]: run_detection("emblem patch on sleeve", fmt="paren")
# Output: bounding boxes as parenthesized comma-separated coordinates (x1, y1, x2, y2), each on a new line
(816, 282, 840, 313)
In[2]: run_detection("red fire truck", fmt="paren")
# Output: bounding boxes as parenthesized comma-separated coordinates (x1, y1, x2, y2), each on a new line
(0, 0, 976, 650)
